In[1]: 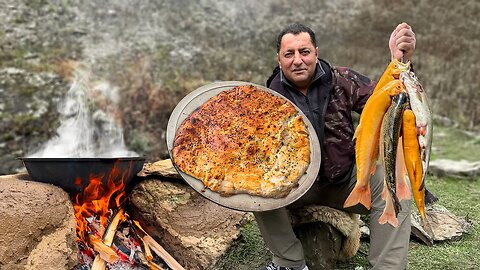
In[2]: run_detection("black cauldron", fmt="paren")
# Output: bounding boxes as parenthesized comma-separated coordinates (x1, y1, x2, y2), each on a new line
(20, 157, 145, 194)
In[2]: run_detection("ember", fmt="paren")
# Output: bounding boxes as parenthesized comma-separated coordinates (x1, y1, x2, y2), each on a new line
(73, 161, 184, 270)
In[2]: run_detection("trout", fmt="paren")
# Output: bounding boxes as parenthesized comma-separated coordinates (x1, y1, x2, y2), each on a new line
(344, 80, 404, 210)
(378, 92, 408, 227)
(373, 59, 409, 94)
(402, 110, 426, 222)
(402, 109, 434, 240)
(400, 69, 433, 185)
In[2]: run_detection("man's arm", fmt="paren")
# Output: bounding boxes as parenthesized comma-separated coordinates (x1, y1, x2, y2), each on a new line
(334, 67, 376, 114)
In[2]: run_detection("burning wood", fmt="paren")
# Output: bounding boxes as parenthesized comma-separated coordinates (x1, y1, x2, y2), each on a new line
(133, 221, 185, 270)
(74, 163, 183, 270)
(91, 208, 125, 270)
(142, 239, 153, 262)
(88, 234, 120, 264)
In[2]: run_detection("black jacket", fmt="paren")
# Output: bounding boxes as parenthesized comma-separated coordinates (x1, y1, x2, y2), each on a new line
(266, 59, 376, 183)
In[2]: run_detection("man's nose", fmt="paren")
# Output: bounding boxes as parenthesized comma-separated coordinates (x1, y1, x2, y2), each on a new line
(293, 51, 303, 65)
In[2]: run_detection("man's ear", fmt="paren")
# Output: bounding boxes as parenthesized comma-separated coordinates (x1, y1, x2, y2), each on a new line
(315, 47, 319, 63)
(277, 53, 281, 68)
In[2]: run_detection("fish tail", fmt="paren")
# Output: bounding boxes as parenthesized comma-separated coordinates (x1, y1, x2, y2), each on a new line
(378, 210, 399, 227)
(419, 209, 428, 227)
(420, 209, 435, 242)
(343, 183, 372, 209)
(378, 193, 400, 227)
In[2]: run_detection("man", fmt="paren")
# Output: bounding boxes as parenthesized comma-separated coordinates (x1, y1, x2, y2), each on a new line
(256, 22, 416, 270)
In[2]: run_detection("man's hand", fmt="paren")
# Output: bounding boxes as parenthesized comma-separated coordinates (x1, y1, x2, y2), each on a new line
(389, 22, 416, 62)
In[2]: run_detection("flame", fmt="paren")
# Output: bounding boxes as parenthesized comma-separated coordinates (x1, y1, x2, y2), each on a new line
(73, 160, 132, 242)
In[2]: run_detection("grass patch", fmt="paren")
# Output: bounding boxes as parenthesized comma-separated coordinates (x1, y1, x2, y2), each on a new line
(407, 176, 479, 270)
(431, 125, 480, 161)
(212, 221, 270, 270)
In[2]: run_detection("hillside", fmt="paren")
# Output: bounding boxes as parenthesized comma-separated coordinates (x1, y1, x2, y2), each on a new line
(0, 0, 478, 173)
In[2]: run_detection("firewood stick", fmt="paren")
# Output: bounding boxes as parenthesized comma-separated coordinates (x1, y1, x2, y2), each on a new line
(91, 208, 125, 270)
(143, 238, 154, 261)
(135, 250, 165, 270)
(149, 261, 166, 270)
(88, 234, 120, 264)
(130, 224, 155, 265)
(136, 250, 149, 267)
(133, 220, 185, 270)
(103, 208, 125, 245)
(91, 257, 106, 270)
(143, 235, 185, 270)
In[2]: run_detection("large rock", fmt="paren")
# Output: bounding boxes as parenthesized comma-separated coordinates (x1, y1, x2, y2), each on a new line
(137, 159, 181, 179)
(129, 178, 250, 270)
(410, 204, 472, 245)
(429, 159, 480, 179)
(0, 173, 78, 270)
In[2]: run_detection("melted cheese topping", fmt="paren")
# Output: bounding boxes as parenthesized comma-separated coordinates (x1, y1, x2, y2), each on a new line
(173, 85, 310, 198)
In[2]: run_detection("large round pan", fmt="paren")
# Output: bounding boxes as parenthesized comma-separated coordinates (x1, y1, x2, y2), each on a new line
(166, 81, 321, 212)
(19, 157, 145, 194)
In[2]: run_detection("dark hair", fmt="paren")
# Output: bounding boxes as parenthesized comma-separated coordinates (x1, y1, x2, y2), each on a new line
(276, 23, 317, 53)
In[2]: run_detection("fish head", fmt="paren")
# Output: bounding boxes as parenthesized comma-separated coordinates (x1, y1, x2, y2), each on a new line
(394, 60, 411, 73)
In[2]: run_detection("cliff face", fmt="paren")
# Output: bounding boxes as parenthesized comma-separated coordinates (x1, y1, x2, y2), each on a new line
(1, 0, 478, 174)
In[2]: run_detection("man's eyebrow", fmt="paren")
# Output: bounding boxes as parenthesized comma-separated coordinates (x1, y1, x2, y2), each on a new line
(283, 47, 311, 52)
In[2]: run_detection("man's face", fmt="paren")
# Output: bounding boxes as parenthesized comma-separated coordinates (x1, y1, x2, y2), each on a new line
(278, 32, 318, 91)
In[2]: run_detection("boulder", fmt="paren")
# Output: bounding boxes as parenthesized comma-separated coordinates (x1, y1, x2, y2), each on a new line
(137, 159, 181, 179)
(0, 173, 78, 270)
(129, 178, 249, 270)
(410, 204, 472, 245)
(429, 159, 480, 179)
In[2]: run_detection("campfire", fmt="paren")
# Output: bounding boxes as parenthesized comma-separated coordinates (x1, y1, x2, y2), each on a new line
(73, 161, 184, 270)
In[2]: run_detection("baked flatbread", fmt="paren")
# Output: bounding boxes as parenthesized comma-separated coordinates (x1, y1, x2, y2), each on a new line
(172, 84, 310, 198)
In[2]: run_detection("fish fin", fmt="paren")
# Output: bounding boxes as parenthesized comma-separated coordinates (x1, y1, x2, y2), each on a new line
(372, 148, 380, 176)
(353, 124, 361, 140)
(396, 175, 411, 201)
(417, 126, 427, 136)
(396, 140, 411, 201)
(378, 211, 399, 227)
(422, 211, 435, 242)
(370, 160, 377, 176)
(381, 178, 388, 201)
(343, 184, 371, 209)
(378, 193, 400, 227)
(412, 160, 425, 191)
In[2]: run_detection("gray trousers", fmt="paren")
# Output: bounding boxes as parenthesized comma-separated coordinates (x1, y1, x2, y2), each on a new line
(253, 165, 411, 269)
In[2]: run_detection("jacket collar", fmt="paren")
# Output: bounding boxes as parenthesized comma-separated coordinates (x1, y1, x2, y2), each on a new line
(279, 61, 326, 89)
